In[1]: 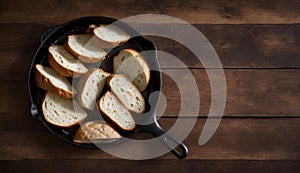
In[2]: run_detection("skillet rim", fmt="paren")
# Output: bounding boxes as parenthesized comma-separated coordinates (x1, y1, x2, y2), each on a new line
(27, 16, 162, 148)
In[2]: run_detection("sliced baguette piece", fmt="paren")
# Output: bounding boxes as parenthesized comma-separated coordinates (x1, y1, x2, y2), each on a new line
(73, 121, 121, 144)
(98, 91, 136, 131)
(113, 49, 150, 92)
(42, 93, 88, 127)
(86, 24, 97, 34)
(35, 64, 75, 99)
(48, 45, 88, 77)
(107, 74, 145, 114)
(77, 68, 110, 110)
(65, 34, 107, 63)
(93, 24, 130, 48)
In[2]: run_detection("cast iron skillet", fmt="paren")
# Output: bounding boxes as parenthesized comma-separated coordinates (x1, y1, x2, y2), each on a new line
(28, 16, 188, 159)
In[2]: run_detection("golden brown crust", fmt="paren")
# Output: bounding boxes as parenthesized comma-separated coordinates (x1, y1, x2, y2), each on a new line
(97, 92, 136, 131)
(64, 41, 81, 60)
(73, 121, 121, 143)
(105, 74, 114, 91)
(91, 36, 116, 48)
(92, 25, 130, 48)
(34, 64, 75, 99)
(76, 69, 96, 107)
(64, 43, 90, 63)
(124, 49, 150, 92)
(48, 50, 84, 78)
(64, 36, 106, 63)
(42, 93, 88, 128)
(76, 68, 110, 109)
(86, 24, 97, 34)
(106, 74, 145, 114)
(48, 53, 73, 77)
(113, 49, 150, 92)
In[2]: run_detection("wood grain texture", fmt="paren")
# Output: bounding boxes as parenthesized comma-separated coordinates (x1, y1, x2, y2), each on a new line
(160, 69, 300, 117)
(1, 69, 299, 117)
(1, 0, 300, 24)
(0, 24, 300, 69)
(1, 160, 300, 173)
(1, 1, 300, 170)
(0, 117, 299, 160)
(150, 24, 300, 68)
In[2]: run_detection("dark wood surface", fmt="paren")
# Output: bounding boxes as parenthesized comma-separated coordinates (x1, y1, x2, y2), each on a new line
(1, 0, 299, 172)
(1, 0, 300, 24)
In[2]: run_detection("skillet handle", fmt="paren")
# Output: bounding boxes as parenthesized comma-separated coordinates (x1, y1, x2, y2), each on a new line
(143, 122, 188, 159)
(40, 26, 59, 43)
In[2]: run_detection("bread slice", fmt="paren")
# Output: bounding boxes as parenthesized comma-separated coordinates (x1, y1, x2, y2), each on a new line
(107, 74, 145, 114)
(48, 45, 88, 77)
(113, 49, 150, 91)
(65, 34, 107, 63)
(77, 68, 110, 110)
(35, 64, 75, 99)
(73, 121, 121, 143)
(98, 91, 135, 131)
(42, 93, 88, 127)
(93, 24, 130, 48)
(86, 24, 97, 34)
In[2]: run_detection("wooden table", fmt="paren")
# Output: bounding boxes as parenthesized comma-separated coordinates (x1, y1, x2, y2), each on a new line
(1, 0, 299, 172)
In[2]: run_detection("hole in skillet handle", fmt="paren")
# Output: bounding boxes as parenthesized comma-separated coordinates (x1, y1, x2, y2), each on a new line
(142, 120, 188, 159)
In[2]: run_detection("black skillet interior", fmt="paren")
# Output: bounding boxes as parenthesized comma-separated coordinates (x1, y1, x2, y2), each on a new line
(28, 16, 188, 159)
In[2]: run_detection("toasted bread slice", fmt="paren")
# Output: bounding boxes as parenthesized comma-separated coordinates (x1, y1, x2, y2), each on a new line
(48, 45, 88, 77)
(77, 68, 110, 110)
(86, 24, 97, 34)
(65, 34, 107, 63)
(113, 49, 150, 91)
(35, 64, 75, 99)
(93, 24, 130, 48)
(73, 121, 121, 143)
(98, 91, 135, 131)
(42, 93, 88, 127)
(107, 74, 145, 114)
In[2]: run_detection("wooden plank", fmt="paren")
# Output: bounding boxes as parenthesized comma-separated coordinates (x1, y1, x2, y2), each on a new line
(0, 118, 299, 160)
(1, 0, 300, 24)
(149, 24, 300, 68)
(1, 69, 299, 117)
(1, 160, 299, 173)
(0, 24, 300, 69)
(160, 69, 300, 117)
